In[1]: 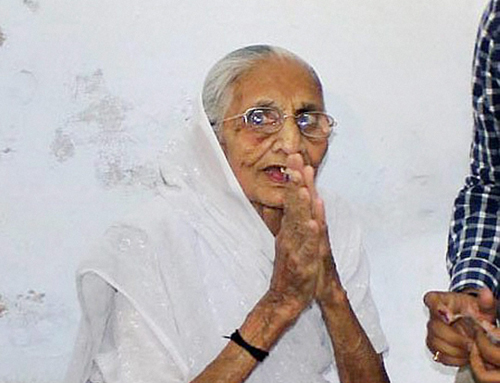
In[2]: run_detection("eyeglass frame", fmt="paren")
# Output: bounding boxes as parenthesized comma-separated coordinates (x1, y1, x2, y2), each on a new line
(221, 106, 337, 139)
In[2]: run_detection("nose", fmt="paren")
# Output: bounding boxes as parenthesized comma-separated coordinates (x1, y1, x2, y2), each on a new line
(273, 115, 303, 154)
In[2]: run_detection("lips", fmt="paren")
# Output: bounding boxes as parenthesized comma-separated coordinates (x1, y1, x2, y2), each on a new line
(263, 165, 289, 183)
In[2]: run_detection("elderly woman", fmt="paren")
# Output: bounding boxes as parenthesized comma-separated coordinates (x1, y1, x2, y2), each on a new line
(66, 45, 389, 383)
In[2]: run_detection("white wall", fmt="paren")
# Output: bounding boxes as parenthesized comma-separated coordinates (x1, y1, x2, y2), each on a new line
(0, 1, 489, 382)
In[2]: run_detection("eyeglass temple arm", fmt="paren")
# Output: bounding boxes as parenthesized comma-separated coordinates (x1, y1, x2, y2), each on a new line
(221, 114, 245, 123)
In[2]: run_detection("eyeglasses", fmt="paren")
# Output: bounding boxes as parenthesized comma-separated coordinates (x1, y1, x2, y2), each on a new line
(222, 106, 337, 139)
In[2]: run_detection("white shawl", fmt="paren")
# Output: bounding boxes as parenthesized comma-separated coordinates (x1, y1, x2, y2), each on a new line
(66, 95, 387, 383)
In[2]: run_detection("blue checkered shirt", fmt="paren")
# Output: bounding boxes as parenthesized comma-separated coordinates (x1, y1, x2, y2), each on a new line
(447, 0, 500, 298)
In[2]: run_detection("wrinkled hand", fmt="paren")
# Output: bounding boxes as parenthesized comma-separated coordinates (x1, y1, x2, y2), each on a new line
(469, 289, 500, 382)
(424, 289, 496, 366)
(294, 158, 341, 304)
(471, 327, 500, 382)
(270, 154, 320, 311)
(269, 153, 340, 314)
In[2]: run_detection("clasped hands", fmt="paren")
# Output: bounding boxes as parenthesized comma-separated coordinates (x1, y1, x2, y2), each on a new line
(424, 288, 500, 382)
(269, 153, 341, 316)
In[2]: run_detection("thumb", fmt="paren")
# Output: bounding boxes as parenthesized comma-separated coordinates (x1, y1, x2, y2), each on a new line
(478, 288, 497, 319)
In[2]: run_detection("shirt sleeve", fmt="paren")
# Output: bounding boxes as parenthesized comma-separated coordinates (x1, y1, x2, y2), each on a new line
(89, 292, 185, 383)
(447, 0, 500, 298)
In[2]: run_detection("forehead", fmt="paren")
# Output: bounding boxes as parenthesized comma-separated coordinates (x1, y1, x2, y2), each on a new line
(229, 57, 324, 112)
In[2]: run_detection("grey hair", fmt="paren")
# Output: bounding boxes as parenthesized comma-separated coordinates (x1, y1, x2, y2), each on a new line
(202, 45, 322, 135)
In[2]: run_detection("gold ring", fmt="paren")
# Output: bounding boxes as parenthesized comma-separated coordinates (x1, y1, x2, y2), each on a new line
(433, 351, 440, 362)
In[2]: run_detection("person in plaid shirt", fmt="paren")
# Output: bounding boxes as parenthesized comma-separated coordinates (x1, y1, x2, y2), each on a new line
(424, 1, 500, 382)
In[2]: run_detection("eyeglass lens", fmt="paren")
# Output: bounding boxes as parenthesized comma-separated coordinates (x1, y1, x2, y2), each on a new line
(245, 108, 332, 137)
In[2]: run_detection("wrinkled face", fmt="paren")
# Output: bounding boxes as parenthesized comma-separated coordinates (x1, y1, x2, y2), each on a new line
(219, 57, 328, 208)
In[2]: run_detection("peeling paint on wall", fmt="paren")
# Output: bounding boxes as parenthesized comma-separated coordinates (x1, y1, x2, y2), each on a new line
(23, 0, 40, 12)
(0, 125, 18, 162)
(20, 290, 45, 303)
(0, 295, 8, 317)
(51, 69, 162, 190)
(95, 159, 160, 189)
(0, 27, 5, 47)
(0, 291, 46, 320)
(77, 94, 129, 131)
(50, 129, 74, 162)
(0, 290, 46, 326)
(73, 69, 105, 99)
(0, 290, 73, 350)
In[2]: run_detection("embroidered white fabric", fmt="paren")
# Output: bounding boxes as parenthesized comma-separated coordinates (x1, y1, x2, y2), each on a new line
(65, 94, 388, 383)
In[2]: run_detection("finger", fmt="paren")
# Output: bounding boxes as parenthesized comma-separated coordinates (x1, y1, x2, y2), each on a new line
(287, 154, 317, 207)
(424, 290, 484, 322)
(290, 220, 320, 300)
(299, 219, 320, 256)
(453, 314, 480, 334)
(423, 291, 454, 323)
(285, 155, 307, 198)
(485, 326, 500, 344)
(423, 291, 446, 311)
(423, 291, 460, 313)
(313, 198, 333, 264)
(286, 153, 305, 172)
(283, 169, 305, 216)
(432, 351, 468, 367)
(427, 336, 469, 366)
(471, 342, 500, 383)
(279, 219, 319, 283)
(284, 181, 311, 221)
(283, 166, 314, 228)
(286, 153, 305, 184)
(478, 288, 497, 317)
(303, 165, 317, 200)
(312, 197, 330, 263)
(427, 326, 469, 366)
(427, 319, 472, 357)
(312, 196, 340, 297)
(477, 329, 500, 367)
(297, 187, 312, 219)
(286, 167, 304, 188)
(313, 197, 326, 229)
(282, 183, 313, 246)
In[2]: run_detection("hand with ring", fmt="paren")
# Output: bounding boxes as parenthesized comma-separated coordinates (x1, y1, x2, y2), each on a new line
(423, 290, 496, 366)
(433, 351, 441, 362)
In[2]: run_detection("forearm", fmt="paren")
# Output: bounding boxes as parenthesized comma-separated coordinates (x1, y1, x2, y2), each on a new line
(447, 184, 500, 296)
(318, 288, 389, 383)
(191, 291, 302, 383)
(447, 23, 500, 292)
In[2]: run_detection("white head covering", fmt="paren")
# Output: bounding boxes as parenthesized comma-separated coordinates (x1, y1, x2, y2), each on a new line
(66, 94, 387, 383)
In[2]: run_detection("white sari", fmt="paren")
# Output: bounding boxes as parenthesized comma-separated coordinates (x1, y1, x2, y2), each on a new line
(65, 95, 387, 383)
